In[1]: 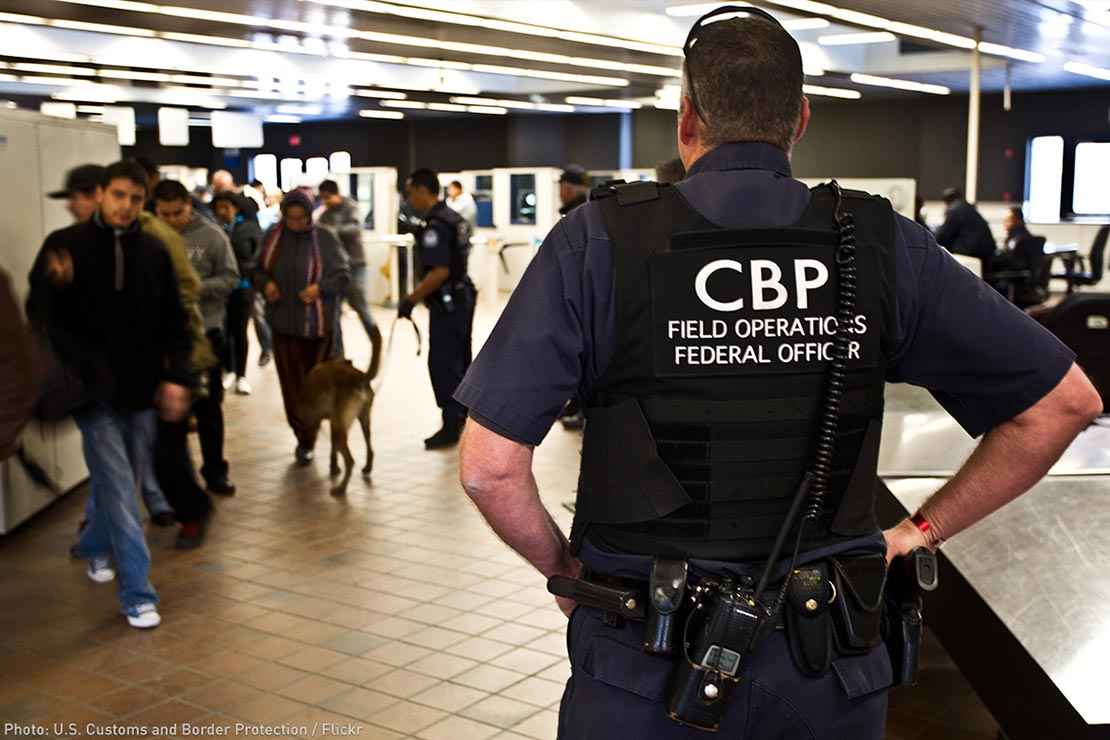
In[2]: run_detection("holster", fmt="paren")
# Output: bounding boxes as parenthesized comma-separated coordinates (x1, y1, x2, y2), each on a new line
(829, 553, 887, 655)
(882, 548, 938, 686)
(784, 563, 835, 676)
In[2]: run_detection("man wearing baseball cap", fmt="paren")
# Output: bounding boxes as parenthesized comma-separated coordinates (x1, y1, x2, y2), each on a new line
(558, 166, 590, 217)
(48, 164, 106, 224)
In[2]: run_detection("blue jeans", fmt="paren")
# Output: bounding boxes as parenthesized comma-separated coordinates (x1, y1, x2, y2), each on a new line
(83, 410, 171, 523)
(73, 404, 159, 613)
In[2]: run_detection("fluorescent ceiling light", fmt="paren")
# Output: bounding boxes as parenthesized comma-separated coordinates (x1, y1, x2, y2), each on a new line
(13, 63, 94, 76)
(188, 119, 212, 126)
(0, 12, 46, 24)
(266, 114, 302, 123)
(466, 105, 508, 115)
(161, 32, 252, 48)
(359, 109, 404, 119)
(97, 69, 171, 82)
(471, 64, 628, 86)
(565, 96, 642, 109)
(803, 83, 862, 99)
(1064, 60, 1110, 81)
(850, 73, 949, 95)
(353, 89, 407, 100)
(448, 96, 576, 113)
(0, 74, 18, 82)
(428, 103, 466, 112)
(381, 100, 426, 109)
(818, 31, 896, 46)
(784, 18, 831, 30)
(978, 43, 1046, 63)
(302, 0, 682, 57)
(52, 19, 157, 36)
(59, 0, 158, 11)
(170, 74, 244, 86)
(50, 84, 125, 102)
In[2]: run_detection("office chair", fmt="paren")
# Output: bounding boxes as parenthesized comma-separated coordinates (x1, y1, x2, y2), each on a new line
(1053, 225, 1108, 294)
(988, 236, 1048, 309)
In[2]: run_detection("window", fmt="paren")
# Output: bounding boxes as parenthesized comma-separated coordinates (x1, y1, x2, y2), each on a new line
(329, 151, 351, 175)
(1073, 142, 1110, 216)
(252, 154, 278, 191)
(1025, 136, 1064, 223)
(305, 157, 329, 185)
(280, 158, 303, 192)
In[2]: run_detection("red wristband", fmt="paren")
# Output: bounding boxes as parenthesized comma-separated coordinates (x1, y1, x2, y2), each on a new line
(911, 512, 942, 547)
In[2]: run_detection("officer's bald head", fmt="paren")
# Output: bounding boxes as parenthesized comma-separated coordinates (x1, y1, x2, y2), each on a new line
(680, 13, 805, 154)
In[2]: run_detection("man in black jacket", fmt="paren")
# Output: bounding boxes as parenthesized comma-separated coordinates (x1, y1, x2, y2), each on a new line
(27, 160, 192, 630)
(936, 187, 997, 273)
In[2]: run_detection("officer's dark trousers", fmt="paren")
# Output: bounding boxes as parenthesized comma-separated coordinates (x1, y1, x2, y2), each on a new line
(427, 291, 475, 425)
(194, 330, 228, 486)
(559, 607, 889, 739)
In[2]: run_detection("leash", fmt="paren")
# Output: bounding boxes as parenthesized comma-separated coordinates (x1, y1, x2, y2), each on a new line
(371, 315, 422, 393)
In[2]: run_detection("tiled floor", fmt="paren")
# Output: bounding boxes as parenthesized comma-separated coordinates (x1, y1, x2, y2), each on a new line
(0, 300, 997, 739)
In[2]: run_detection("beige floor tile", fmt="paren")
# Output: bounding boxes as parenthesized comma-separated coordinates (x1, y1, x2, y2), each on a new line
(237, 661, 312, 692)
(473, 601, 536, 621)
(277, 646, 350, 673)
(316, 686, 397, 722)
(535, 662, 571, 685)
(277, 675, 352, 705)
(445, 637, 517, 663)
(360, 616, 424, 639)
(462, 695, 544, 729)
(363, 700, 447, 734)
(509, 709, 559, 740)
(488, 648, 563, 676)
(319, 658, 395, 686)
(233, 694, 310, 723)
(415, 715, 501, 740)
(498, 677, 567, 709)
(452, 665, 528, 694)
(407, 652, 479, 680)
(410, 682, 489, 713)
(439, 613, 504, 636)
(362, 641, 433, 667)
(400, 626, 470, 651)
(364, 669, 441, 699)
(320, 630, 388, 656)
(481, 624, 547, 647)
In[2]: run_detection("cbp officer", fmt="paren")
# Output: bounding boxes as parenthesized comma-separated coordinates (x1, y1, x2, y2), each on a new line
(456, 7, 1101, 739)
(401, 168, 476, 450)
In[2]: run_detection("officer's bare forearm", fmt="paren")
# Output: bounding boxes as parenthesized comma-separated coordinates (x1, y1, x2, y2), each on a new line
(459, 419, 578, 579)
(409, 267, 450, 303)
(917, 363, 1101, 540)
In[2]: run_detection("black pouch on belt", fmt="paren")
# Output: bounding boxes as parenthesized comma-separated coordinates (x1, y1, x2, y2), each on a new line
(784, 563, 834, 676)
(829, 554, 888, 655)
(643, 559, 688, 656)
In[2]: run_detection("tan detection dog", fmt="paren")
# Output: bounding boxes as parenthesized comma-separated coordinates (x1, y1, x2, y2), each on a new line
(298, 327, 383, 496)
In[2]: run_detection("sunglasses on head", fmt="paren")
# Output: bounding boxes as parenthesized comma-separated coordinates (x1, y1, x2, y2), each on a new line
(683, 5, 786, 124)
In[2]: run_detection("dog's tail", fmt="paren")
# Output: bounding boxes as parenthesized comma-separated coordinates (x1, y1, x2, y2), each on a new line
(367, 324, 384, 381)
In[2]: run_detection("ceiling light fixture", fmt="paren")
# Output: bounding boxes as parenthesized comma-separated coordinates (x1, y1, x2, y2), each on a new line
(352, 89, 408, 100)
(266, 114, 302, 123)
(818, 31, 896, 46)
(977, 43, 1046, 63)
(170, 74, 245, 86)
(275, 103, 323, 114)
(20, 76, 95, 85)
(52, 19, 157, 36)
(849, 72, 949, 95)
(565, 96, 642, 109)
(302, 0, 682, 57)
(381, 100, 427, 109)
(359, 109, 404, 119)
(1063, 60, 1110, 81)
(466, 105, 508, 115)
(803, 83, 862, 99)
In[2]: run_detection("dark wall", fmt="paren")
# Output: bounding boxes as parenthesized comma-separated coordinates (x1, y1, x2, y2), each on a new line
(124, 86, 1110, 200)
(629, 87, 1110, 201)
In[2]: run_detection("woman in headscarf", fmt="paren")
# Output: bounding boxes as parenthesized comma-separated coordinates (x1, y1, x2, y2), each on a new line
(254, 189, 350, 465)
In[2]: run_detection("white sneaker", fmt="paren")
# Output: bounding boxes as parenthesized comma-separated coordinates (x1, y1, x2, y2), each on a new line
(126, 603, 161, 630)
(87, 557, 115, 584)
(235, 377, 252, 395)
(222, 372, 235, 391)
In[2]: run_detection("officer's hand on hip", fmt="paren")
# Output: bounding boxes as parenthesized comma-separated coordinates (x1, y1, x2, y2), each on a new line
(882, 518, 930, 566)
(555, 558, 584, 618)
(398, 296, 415, 319)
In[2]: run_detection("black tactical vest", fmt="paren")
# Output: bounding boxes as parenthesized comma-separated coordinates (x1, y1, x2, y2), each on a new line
(570, 181, 898, 561)
(416, 202, 472, 284)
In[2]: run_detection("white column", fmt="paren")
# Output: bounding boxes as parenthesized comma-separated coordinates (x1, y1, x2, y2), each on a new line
(966, 28, 982, 204)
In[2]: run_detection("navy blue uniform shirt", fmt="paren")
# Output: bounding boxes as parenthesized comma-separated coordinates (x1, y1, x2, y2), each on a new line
(455, 142, 1075, 446)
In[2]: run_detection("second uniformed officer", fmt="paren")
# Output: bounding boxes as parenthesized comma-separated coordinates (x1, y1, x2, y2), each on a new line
(401, 168, 476, 450)
(456, 6, 1102, 739)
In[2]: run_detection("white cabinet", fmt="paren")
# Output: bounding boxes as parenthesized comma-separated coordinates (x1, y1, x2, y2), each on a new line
(0, 109, 119, 534)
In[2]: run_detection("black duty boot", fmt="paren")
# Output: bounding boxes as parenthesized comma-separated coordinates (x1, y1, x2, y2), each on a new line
(424, 417, 464, 450)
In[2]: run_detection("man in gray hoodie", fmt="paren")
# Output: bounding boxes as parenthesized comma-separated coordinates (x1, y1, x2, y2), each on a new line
(154, 180, 239, 499)
(318, 179, 377, 356)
